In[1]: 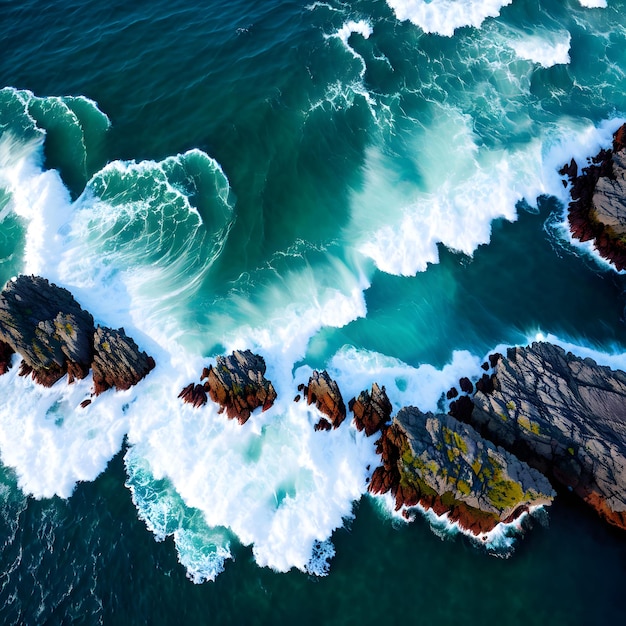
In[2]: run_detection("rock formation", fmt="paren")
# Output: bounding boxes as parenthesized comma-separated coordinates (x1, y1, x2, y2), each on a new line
(0, 275, 155, 395)
(0, 275, 95, 386)
(562, 123, 626, 270)
(469, 342, 626, 531)
(184, 350, 277, 424)
(299, 370, 346, 431)
(349, 383, 392, 436)
(91, 326, 155, 395)
(369, 407, 554, 535)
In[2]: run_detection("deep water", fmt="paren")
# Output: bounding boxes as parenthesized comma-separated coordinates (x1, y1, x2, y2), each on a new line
(1, 0, 626, 623)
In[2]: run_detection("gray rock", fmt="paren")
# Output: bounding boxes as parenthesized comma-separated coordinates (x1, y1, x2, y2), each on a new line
(471, 342, 626, 530)
(0, 275, 94, 385)
(91, 326, 155, 394)
(591, 150, 626, 237)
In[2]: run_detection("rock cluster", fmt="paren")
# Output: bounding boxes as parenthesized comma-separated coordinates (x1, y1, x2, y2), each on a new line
(299, 370, 346, 431)
(562, 123, 626, 270)
(369, 407, 554, 534)
(470, 342, 626, 531)
(180, 350, 277, 425)
(0, 275, 155, 395)
(349, 383, 392, 436)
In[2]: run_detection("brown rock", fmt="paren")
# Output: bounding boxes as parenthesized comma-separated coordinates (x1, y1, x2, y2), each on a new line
(178, 383, 208, 408)
(302, 370, 346, 430)
(201, 350, 277, 424)
(0, 341, 14, 375)
(350, 383, 392, 436)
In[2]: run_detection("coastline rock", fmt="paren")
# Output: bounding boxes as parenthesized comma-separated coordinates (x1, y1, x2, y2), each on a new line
(201, 350, 277, 424)
(369, 408, 554, 535)
(91, 326, 155, 395)
(301, 370, 346, 431)
(563, 123, 626, 270)
(0, 275, 94, 386)
(178, 383, 208, 408)
(349, 383, 392, 437)
(470, 342, 626, 531)
(0, 340, 15, 375)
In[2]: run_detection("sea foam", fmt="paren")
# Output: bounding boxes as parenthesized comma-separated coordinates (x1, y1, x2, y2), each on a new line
(386, 0, 513, 37)
(351, 110, 626, 276)
(509, 31, 571, 68)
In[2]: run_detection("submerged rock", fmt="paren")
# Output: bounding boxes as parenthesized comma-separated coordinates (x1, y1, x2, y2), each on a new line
(0, 275, 95, 386)
(562, 123, 626, 270)
(91, 326, 155, 395)
(301, 370, 346, 431)
(470, 342, 626, 531)
(349, 383, 392, 437)
(201, 350, 277, 424)
(369, 408, 555, 535)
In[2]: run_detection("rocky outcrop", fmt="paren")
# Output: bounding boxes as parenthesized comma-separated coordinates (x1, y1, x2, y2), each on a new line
(299, 370, 346, 431)
(349, 383, 392, 436)
(91, 326, 155, 395)
(562, 123, 626, 270)
(369, 408, 554, 536)
(189, 350, 277, 424)
(0, 275, 155, 395)
(470, 342, 626, 531)
(0, 275, 95, 386)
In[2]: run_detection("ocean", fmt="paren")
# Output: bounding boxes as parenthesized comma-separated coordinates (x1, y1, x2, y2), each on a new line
(1, 0, 626, 623)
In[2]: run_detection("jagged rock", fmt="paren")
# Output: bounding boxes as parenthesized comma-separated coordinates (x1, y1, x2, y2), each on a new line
(91, 326, 155, 395)
(201, 350, 277, 424)
(470, 342, 626, 531)
(369, 407, 555, 536)
(562, 123, 626, 270)
(349, 383, 392, 437)
(0, 275, 95, 386)
(0, 340, 15, 375)
(301, 370, 346, 430)
(446, 387, 459, 400)
(178, 383, 208, 408)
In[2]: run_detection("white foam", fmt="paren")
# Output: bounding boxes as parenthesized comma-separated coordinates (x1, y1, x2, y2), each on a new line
(509, 31, 571, 68)
(578, 0, 607, 8)
(329, 345, 483, 414)
(386, 0, 513, 37)
(124, 368, 379, 578)
(352, 111, 626, 276)
(0, 357, 132, 498)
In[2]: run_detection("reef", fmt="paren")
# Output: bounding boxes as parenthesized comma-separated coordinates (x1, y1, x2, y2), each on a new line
(181, 349, 277, 425)
(0, 275, 155, 394)
(299, 370, 346, 431)
(368, 407, 554, 535)
(562, 123, 626, 270)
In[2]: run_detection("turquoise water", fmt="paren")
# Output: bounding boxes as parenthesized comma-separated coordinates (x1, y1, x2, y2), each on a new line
(1, 0, 626, 622)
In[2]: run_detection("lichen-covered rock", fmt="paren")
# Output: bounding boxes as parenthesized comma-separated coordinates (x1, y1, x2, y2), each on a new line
(91, 326, 155, 395)
(201, 350, 277, 424)
(0, 275, 95, 386)
(471, 342, 626, 531)
(301, 370, 346, 431)
(349, 383, 392, 437)
(369, 408, 555, 536)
